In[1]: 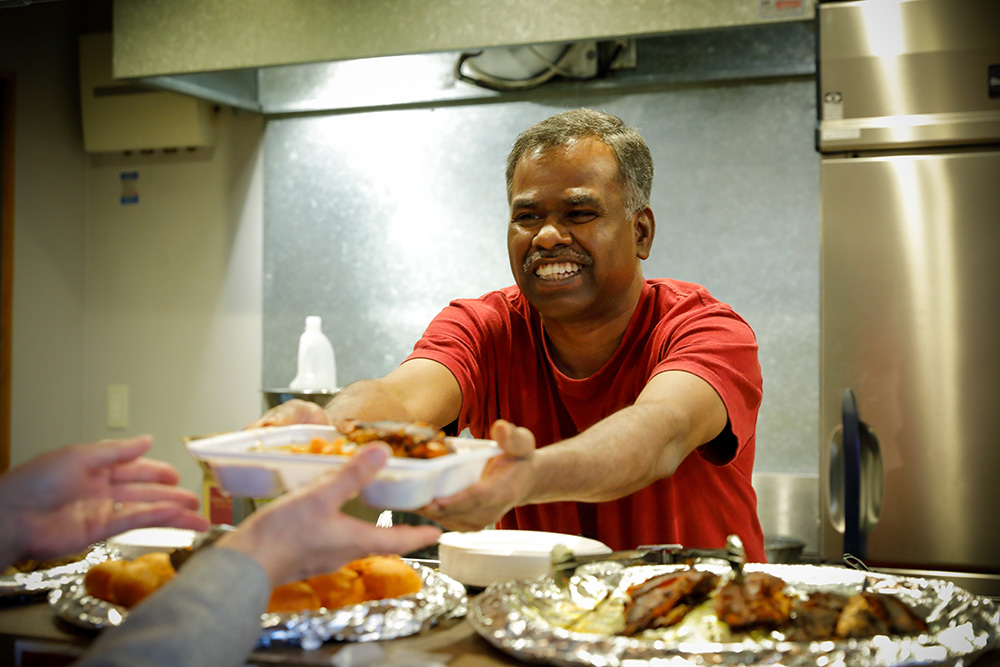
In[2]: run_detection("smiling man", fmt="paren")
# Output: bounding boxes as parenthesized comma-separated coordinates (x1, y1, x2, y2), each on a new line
(256, 109, 765, 561)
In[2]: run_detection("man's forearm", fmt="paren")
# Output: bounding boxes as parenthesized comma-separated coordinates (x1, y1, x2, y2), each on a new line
(525, 370, 728, 506)
(527, 400, 692, 505)
(324, 380, 415, 424)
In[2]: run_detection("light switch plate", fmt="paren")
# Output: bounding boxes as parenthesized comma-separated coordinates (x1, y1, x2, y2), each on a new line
(106, 384, 129, 429)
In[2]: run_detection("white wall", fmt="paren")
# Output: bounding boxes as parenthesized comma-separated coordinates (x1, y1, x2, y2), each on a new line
(81, 112, 264, 494)
(2, 3, 264, 497)
(3, 4, 89, 467)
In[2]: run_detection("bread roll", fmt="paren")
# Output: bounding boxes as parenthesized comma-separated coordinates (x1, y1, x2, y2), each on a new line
(306, 568, 368, 609)
(84, 552, 176, 608)
(267, 581, 322, 613)
(349, 555, 422, 600)
(264, 555, 423, 614)
(84, 559, 129, 605)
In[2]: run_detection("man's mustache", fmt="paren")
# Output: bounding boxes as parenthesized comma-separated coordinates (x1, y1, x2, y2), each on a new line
(522, 249, 594, 274)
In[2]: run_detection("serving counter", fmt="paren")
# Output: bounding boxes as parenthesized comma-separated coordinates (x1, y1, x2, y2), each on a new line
(3, 593, 999, 667)
(0, 597, 521, 666)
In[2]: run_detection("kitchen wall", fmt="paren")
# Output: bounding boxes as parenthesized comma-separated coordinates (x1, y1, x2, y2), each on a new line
(1, 2, 264, 496)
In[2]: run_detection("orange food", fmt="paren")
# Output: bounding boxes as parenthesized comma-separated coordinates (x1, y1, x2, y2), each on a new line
(279, 420, 450, 459)
(306, 568, 368, 609)
(265, 555, 423, 614)
(83, 558, 129, 604)
(84, 552, 176, 608)
(349, 555, 423, 600)
(267, 581, 322, 613)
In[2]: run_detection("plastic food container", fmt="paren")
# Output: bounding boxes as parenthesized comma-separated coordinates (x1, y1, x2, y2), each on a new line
(438, 530, 612, 588)
(185, 425, 501, 511)
(107, 528, 198, 559)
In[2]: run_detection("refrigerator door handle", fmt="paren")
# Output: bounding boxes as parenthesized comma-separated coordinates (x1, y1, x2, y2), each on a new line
(837, 388, 885, 560)
(842, 388, 865, 558)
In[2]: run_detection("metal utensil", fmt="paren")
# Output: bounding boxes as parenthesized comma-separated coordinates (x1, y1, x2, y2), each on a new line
(551, 536, 747, 587)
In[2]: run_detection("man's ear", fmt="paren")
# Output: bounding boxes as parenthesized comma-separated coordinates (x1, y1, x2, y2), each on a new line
(635, 207, 655, 260)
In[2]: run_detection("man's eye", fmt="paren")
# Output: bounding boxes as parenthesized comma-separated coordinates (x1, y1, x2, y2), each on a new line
(512, 213, 540, 224)
(566, 210, 598, 223)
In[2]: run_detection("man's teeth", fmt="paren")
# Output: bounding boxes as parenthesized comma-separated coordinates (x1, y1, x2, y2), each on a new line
(535, 262, 582, 279)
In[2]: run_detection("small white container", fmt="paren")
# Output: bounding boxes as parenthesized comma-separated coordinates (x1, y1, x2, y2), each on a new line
(185, 424, 500, 511)
(106, 528, 198, 559)
(289, 316, 337, 391)
(438, 530, 612, 588)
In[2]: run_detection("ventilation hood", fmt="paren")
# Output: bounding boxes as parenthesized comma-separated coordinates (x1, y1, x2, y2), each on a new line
(113, 0, 816, 115)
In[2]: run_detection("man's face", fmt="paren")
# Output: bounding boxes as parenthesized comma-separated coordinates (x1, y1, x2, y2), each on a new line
(507, 137, 652, 323)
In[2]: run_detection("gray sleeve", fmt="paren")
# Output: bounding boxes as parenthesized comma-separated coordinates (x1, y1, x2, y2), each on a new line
(74, 547, 271, 667)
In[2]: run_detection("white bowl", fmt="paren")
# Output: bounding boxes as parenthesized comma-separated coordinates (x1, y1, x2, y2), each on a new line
(438, 529, 612, 588)
(185, 425, 501, 511)
(106, 528, 198, 559)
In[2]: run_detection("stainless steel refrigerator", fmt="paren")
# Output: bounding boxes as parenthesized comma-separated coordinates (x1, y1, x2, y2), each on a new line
(817, 0, 1000, 597)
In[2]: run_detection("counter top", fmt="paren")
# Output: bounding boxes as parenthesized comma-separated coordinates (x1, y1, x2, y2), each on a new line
(2, 595, 998, 667)
(0, 597, 522, 666)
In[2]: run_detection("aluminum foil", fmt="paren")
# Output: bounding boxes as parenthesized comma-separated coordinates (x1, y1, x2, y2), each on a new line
(0, 543, 115, 603)
(468, 562, 1000, 667)
(49, 563, 467, 650)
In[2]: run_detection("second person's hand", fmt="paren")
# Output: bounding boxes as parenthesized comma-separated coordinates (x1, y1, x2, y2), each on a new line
(216, 443, 441, 586)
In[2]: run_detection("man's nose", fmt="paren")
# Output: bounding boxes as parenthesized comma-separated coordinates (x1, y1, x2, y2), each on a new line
(533, 217, 572, 248)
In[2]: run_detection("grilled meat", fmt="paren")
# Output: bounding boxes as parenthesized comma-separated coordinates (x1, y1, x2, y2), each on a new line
(624, 569, 720, 635)
(714, 571, 793, 630)
(835, 591, 928, 639)
(620, 566, 927, 642)
(786, 591, 850, 641)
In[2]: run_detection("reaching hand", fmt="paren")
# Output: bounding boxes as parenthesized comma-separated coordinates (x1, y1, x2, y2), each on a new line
(215, 443, 441, 586)
(417, 419, 536, 531)
(0, 436, 209, 570)
(248, 398, 332, 428)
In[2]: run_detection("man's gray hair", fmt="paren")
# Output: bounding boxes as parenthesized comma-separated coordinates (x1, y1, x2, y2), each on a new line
(505, 108, 653, 216)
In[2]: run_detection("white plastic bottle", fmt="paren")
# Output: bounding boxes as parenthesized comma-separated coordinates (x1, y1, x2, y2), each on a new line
(288, 316, 338, 390)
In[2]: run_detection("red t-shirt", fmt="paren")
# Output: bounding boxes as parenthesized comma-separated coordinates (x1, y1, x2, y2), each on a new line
(407, 279, 765, 562)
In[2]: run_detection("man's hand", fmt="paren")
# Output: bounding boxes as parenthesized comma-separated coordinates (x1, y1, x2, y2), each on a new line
(418, 419, 536, 531)
(248, 398, 332, 428)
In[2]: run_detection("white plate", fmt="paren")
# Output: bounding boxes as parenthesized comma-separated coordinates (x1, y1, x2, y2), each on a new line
(438, 530, 612, 588)
(106, 528, 198, 559)
(185, 425, 501, 511)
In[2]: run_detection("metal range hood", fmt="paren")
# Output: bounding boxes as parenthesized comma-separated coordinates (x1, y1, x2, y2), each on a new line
(113, 0, 816, 115)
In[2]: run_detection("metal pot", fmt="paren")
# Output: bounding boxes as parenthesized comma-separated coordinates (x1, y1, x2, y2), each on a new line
(764, 535, 806, 564)
(261, 388, 338, 409)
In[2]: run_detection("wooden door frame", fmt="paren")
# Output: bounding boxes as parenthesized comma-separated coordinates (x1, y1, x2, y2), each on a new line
(1, 72, 13, 473)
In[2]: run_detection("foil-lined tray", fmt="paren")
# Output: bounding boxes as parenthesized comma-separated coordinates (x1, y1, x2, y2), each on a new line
(468, 562, 1000, 667)
(49, 562, 467, 650)
(0, 543, 115, 603)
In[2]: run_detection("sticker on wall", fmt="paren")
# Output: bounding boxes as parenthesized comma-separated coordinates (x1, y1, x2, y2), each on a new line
(760, 0, 805, 20)
(120, 170, 139, 205)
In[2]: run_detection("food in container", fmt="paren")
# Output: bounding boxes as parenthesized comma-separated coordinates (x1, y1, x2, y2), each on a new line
(2, 550, 91, 576)
(281, 420, 450, 459)
(467, 561, 999, 667)
(51, 558, 466, 647)
(185, 424, 501, 510)
(1, 543, 114, 601)
(622, 566, 927, 641)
